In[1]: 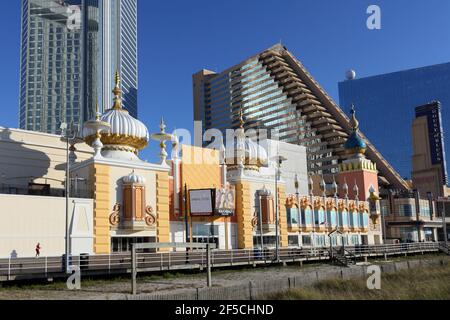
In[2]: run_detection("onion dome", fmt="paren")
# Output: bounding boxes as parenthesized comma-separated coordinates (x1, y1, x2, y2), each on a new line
(344, 105, 366, 156)
(259, 186, 272, 197)
(123, 171, 146, 185)
(84, 72, 149, 159)
(225, 108, 268, 170)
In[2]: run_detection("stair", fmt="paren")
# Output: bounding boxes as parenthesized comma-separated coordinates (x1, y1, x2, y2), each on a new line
(439, 243, 450, 256)
(331, 248, 356, 267)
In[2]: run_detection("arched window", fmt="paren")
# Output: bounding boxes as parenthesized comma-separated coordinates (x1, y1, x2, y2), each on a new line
(287, 206, 299, 226)
(303, 206, 313, 226)
(351, 211, 359, 228)
(329, 209, 337, 227)
(340, 210, 349, 227)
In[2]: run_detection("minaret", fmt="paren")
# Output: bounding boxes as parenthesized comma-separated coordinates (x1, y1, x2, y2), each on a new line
(337, 105, 380, 201)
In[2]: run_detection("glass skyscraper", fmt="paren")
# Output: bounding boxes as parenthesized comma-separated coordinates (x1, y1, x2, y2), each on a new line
(19, 0, 138, 134)
(339, 63, 450, 180)
(194, 44, 409, 191)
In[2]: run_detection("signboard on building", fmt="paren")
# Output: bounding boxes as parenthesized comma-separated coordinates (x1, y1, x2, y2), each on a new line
(189, 189, 216, 216)
(215, 185, 236, 217)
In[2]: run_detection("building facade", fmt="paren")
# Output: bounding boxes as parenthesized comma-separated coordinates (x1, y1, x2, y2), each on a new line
(1, 74, 390, 258)
(339, 62, 450, 181)
(193, 44, 409, 192)
(412, 101, 449, 198)
(19, 0, 138, 135)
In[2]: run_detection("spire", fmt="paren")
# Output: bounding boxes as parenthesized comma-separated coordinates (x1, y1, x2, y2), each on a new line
(95, 102, 100, 120)
(160, 118, 167, 134)
(349, 104, 359, 132)
(342, 178, 349, 199)
(332, 175, 338, 198)
(112, 70, 123, 110)
(353, 180, 359, 200)
(344, 104, 366, 156)
(239, 107, 245, 129)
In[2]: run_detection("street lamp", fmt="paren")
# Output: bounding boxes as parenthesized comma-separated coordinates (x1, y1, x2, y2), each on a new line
(272, 154, 287, 263)
(60, 122, 80, 274)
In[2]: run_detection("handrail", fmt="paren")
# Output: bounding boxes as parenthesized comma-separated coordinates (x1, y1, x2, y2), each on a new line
(0, 242, 442, 280)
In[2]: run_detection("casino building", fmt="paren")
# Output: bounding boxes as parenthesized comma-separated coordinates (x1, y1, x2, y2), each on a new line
(0, 73, 389, 258)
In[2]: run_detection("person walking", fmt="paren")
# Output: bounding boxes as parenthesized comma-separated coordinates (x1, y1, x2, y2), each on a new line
(35, 243, 42, 258)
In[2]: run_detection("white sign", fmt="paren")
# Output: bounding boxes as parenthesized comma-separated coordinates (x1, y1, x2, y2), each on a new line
(189, 189, 214, 216)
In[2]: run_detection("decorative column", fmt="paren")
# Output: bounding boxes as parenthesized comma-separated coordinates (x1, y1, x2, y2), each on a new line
(236, 181, 253, 249)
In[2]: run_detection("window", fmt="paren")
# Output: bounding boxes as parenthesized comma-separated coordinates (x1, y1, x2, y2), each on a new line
(288, 236, 299, 247)
(302, 236, 312, 246)
(287, 207, 299, 225)
(399, 204, 414, 217)
(111, 237, 155, 253)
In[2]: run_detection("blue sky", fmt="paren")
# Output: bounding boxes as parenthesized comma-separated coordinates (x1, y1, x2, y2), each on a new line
(1, 0, 450, 163)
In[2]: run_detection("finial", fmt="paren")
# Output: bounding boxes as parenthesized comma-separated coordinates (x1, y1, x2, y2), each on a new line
(343, 178, 349, 198)
(353, 180, 359, 200)
(160, 118, 166, 134)
(308, 174, 314, 196)
(350, 104, 359, 132)
(112, 70, 122, 110)
(332, 175, 338, 197)
(239, 107, 245, 129)
(95, 102, 100, 120)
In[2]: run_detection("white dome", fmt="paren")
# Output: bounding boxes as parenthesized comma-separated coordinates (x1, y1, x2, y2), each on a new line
(101, 109, 149, 141)
(83, 72, 149, 160)
(225, 137, 268, 169)
(123, 171, 146, 184)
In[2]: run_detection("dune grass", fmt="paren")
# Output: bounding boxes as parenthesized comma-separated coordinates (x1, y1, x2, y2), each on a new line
(266, 264, 450, 300)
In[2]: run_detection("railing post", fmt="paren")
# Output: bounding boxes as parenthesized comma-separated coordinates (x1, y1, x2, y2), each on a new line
(108, 254, 111, 273)
(248, 250, 251, 264)
(131, 245, 137, 296)
(206, 244, 212, 288)
(160, 252, 163, 271)
(8, 257, 11, 281)
(45, 257, 48, 277)
(230, 250, 233, 266)
(168, 252, 171, 270)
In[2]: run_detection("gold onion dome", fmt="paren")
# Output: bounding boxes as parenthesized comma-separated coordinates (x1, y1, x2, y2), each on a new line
(84, 72, 149, 154)
(344, 105, 367, 156)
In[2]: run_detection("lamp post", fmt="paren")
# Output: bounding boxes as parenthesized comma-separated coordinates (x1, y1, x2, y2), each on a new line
(272, 154, 287, 263)
(60, 122, 80, 274)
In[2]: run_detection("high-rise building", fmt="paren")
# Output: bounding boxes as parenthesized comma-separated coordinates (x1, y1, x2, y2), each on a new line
(193, 44, 409, 191)
(19, 0, 138, 135)
(339, 62, 450, 180)
(99, 0, 138, 119)
(412, 101, 449, 197)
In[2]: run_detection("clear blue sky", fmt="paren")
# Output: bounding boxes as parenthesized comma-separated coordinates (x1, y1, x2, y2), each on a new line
(1, 0, 450, 162)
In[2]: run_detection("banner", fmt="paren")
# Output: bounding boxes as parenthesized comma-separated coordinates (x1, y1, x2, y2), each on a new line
(215, 185, 236, 217)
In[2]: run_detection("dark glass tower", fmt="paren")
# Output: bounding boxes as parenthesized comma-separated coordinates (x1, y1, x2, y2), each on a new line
(339, 62, 450, 179)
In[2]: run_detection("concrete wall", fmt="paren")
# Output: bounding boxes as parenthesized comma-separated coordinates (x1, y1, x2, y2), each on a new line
(0, 194, 94, 258)
(266, 140, 308, 196)
(0, 127, 92, 188)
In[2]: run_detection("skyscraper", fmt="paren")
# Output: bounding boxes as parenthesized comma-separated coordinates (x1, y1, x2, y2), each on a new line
(19, 0, 138, 135)
(339, 62, 450, 180)
(193, 44, 409, 191)
(412, 101, 449, 197)
(99, 0, 138, 119)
